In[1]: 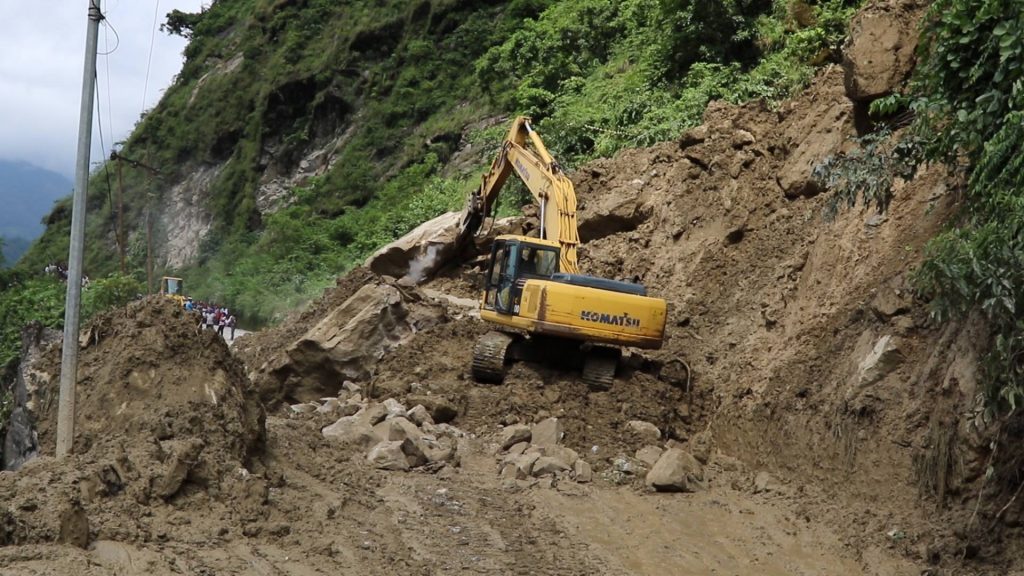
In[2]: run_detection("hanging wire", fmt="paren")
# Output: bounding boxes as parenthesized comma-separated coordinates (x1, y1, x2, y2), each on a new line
(103, 20, 115, 147)
(141, 0, 161, 114)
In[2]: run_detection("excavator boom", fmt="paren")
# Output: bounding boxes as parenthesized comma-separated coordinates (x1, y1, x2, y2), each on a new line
(457, 117, 580, 273)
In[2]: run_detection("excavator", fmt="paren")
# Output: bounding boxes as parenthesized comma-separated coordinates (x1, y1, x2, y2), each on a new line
(457, 117, 667, 389)
(159, 276, 187, 306)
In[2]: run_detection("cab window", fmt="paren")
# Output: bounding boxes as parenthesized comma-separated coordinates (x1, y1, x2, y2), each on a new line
(519, 245, 559, 277)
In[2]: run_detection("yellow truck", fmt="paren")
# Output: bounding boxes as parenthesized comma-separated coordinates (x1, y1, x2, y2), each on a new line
(457, 117, 667, 389)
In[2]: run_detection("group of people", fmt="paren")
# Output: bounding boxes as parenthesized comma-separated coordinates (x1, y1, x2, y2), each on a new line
(184, 298, 237, 339)
(43, 262, 90, 287)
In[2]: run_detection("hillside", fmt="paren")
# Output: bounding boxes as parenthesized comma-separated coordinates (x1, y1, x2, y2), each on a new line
(18, 0, 860, 323)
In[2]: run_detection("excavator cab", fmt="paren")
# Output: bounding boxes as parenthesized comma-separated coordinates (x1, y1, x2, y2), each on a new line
(484, 236, 560, 315)
(160, 276, 186, 306)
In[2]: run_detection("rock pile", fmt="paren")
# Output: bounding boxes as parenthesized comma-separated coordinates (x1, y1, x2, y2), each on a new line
(292, 383, 463, 472)
(493, 418, 594, 487)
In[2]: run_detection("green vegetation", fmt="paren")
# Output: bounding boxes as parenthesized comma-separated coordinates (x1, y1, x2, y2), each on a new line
(17, 0, 861, 327)
(818, 0, 1024, 413)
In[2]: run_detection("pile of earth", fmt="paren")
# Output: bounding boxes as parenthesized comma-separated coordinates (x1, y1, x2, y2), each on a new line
(0, 298, 266, 548)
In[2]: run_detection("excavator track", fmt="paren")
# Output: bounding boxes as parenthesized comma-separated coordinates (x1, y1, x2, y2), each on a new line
(581, 346, 620, 391)
(472, 331, 515, 384)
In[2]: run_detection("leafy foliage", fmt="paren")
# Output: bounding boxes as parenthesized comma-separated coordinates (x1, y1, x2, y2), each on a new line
(910, 0, 1024, 412)
(83, 274, 144, 319)
(0, 273, 64, 371)
(817, 0, 1024, 411)
(814, 130, 922, 219)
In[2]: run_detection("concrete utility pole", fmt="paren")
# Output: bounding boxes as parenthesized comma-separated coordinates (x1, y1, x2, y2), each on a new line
(56, 0, 102, 460)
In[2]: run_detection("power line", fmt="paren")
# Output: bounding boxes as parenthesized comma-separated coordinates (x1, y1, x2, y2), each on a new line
(141, 0, 161, 114)
(103, 21, 115, 143)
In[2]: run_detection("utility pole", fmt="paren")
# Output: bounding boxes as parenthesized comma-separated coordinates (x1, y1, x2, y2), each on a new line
(56, 0, 102, 460)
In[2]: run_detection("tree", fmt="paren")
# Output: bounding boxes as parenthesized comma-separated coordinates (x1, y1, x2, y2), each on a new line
(161, 9, 204, 39)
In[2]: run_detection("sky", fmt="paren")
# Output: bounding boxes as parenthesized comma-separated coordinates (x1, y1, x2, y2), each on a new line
(0, 0, 207, 179)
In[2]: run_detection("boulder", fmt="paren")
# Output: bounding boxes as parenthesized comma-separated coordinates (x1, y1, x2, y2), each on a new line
(502, 442, 530, 458)
(532, 456, 571, 477)
(367, 441, 411, 471)
(510, 453, 541, 480)
(153, 438, 205, 499)
(531, 417, 564, 448)
(367, 438, 427, 471)
(283, 282, 445, 397)
(373, 417, 421, 442)
(315, 398, 341, 414)
(416, 436, 457, 464)
(870, 281, 911, 318)
(577, 188, 650, 243)
(356, 403, 389, 426)
(544, 445, 579, 467)
(3, 323, 60, 471)
(636, 445, 664, 467)
(777, 80, 850, 199)
(406, 405, 434, 427)
(626, 420, 661, 443)
(843, 4, 920, 102)
(322, 416, 381, 449)
(645, 449, 704, 492)
(382, 398, 407, 419)
(499, 425, 532, 450)
(405, 394, 458, 424)
(753, 471, 784, 494)
(573, 460, 593, 483)
(364, 211, 461, 282)
(855, 335, 904, 388)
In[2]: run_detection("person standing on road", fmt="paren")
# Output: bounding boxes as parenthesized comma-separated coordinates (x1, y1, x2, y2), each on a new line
(227, 313, 237, 340)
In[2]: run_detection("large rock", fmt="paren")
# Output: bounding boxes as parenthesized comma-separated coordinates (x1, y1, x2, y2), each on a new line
(364, 211, 461, 282)
(531, 417, 563, 448)
(532, 456, 571, 477)
(499, 425, 532, 450)
(842, 2, 920, 102)
(284, 282, 445, 397)
(322, 416, 381, 449)
(373, 417, 421, 442)
(405, 394, 458, 424)
(367, 438, 427, 471)
(626, 420, 661, 443)
(577, 186, 650, 243)
(3, 323, 60, 471)
(855, 335, 904, 388)
(645, 449, 704, 492)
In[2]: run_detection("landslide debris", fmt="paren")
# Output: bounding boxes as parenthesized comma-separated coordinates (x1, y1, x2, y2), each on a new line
(0, 298, 266, 548)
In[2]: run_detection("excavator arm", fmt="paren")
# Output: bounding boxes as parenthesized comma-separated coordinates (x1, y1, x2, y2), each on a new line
(457, 117, 580, 274)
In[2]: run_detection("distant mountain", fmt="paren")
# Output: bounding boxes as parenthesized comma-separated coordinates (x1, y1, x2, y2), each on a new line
(0, 160, 71, 240)
(1, 237, 31, 269)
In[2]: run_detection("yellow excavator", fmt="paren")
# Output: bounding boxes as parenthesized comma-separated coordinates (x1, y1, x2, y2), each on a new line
(457, 117, 667, 389)
(159, 276, 187, 306)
